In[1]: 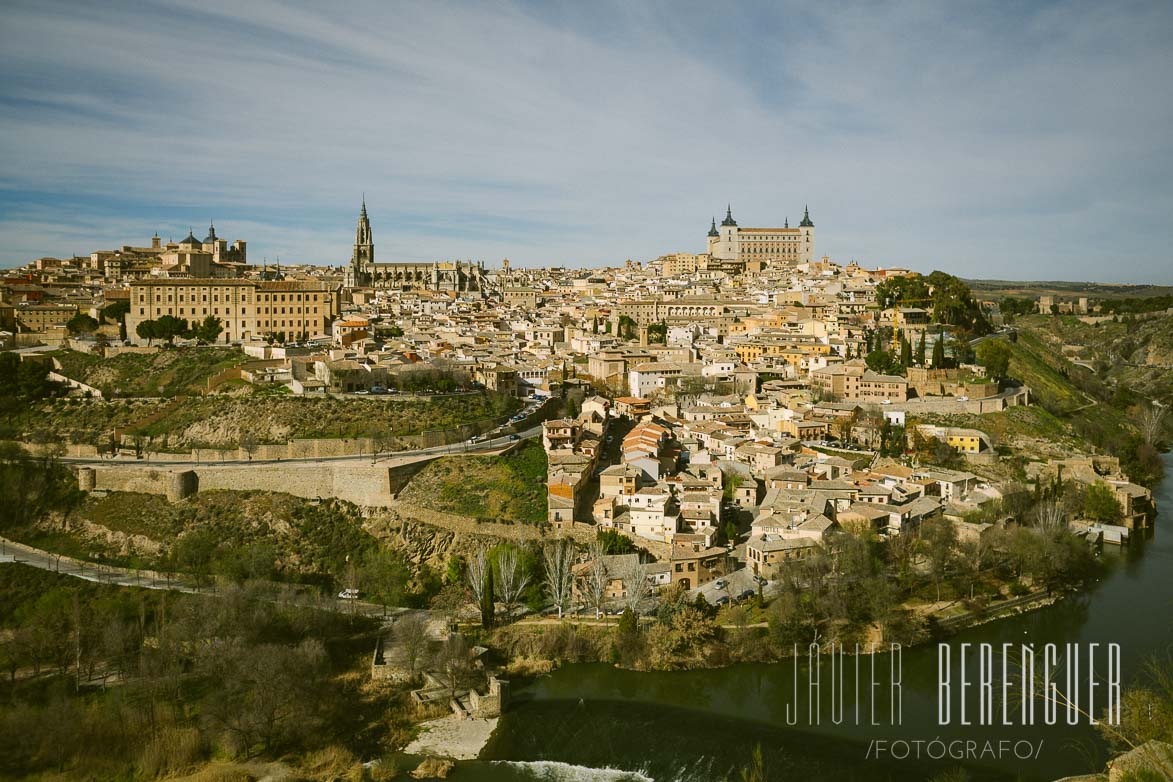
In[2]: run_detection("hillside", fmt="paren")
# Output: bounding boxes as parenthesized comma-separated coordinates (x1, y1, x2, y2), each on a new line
(949, 314, 1170, 486)
(13, 389, 521, 449)
(1004, 329, 1096, 416)
(53, 347, 247, 397)
(13, 489, 378, 583)
(395, 440, 548, 524)
(964, 279, 1173, 300)
(1013, 313, 1173, 404)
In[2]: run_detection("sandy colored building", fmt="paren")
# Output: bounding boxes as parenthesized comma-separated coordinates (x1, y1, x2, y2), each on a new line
(706, 205, 815, 269)
(126, 278, 338, 344)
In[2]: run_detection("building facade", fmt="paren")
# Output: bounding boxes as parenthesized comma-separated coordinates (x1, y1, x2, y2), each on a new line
(706, 205, 815, 270)
(344, 200, 489, 293)
(127, 278, 338, 344)
(90, 224, 247, 280)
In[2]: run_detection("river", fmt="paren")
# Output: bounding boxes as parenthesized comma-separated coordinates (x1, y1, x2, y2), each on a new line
(442, 452, 1173, 781)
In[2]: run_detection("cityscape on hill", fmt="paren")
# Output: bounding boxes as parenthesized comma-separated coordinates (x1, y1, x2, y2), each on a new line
(2, 3, 1172, 782)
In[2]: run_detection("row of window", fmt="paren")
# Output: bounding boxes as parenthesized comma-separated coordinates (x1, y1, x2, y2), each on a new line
(139, 307, 322, 317)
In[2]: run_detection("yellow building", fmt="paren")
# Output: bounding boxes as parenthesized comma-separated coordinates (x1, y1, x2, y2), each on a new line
(127, 278, 337, 344)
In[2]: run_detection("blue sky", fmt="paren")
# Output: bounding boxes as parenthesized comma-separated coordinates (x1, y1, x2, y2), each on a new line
(1, 0, 1171, 282)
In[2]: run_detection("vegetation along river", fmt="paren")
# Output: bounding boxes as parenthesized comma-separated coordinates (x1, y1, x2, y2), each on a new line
(447, 451, 1173, 781)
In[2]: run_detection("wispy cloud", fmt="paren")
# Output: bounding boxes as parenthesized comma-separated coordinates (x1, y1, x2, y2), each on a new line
(0, 0, 1170, 281)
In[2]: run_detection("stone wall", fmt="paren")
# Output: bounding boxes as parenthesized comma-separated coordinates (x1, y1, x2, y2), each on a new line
(86, 465, 198, 501)
(81, 456, 438, 507)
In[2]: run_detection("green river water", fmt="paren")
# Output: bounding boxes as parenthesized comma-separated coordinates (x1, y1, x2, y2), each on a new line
(435, 452, 1173, 781)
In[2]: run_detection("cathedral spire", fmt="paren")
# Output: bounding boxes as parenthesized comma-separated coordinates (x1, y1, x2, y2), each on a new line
(708, 217, 719, 238)
(352, 199, 374, 270)
(800, 205, 814, 228)
(721, 205, 737, 227)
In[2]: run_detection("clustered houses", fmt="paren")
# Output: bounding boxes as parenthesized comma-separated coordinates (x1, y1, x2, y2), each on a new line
(9, 202, 1065, 604)
(540, 379, 996, 594)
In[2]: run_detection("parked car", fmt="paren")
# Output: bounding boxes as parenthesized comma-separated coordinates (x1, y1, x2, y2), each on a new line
(337, 588, 359, 600)
(715, 595, 731, 606)
(714, 579, 728, 589)
(508, 434, 520, 441)
(370, 386, 388, 394)
(738, 589, 756, 601)
(354, 389, 370, 395)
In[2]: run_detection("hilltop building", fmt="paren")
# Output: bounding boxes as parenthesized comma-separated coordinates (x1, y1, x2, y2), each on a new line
(82, 223, 248, 280)
(344, 200, 488, 293)
(706, 205, 815, 272)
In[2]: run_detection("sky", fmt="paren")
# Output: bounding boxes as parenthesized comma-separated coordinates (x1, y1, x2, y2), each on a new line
(1, 0, 1171, 282)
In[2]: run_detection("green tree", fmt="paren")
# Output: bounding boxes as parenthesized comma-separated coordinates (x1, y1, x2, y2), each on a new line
(899, 332, 912, 367)
(360, 547, 412, 606)
(136, 320, 159, 345)
(173, 529, 218, 588)
(445, 555, 466, 585)
(874, 276, 931, 309)
(916, 330, 926, 365)
(154, 315, 189, 344)
(932, 329, 947, 368)
(975, 339, 1012, 381)
(1083, 482, 1123, 523)
(101, 299, 129, 325)
(191, 314, 224, 343)
(598, 528, 636, 554)
(866, 348, 903, 376)
(65, 312, 99, 335)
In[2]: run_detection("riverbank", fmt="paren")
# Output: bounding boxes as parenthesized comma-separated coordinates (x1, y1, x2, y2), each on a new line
(405, 715, 500, 761)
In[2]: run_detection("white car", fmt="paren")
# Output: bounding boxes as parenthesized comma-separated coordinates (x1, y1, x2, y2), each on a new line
(338, 588, 360, 600)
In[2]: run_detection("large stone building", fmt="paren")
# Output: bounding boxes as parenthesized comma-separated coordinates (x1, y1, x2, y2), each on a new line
(344, 200, 488, 293)
(706, 205, 815, 270)
(126, 278, 338, 344)
(89, 224, 248, 280)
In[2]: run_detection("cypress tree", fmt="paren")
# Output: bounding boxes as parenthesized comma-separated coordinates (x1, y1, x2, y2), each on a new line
(932, 329, 946, 368)
(481, 564, 495, 629)
(916, 331, 926, 365)
(900, 332, 913, 367)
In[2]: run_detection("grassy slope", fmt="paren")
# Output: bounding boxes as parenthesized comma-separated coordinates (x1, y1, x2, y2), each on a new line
(46, 490, 376, 577)
(1014, 313, 1173, 404)
(53, 347, 247, 397)
(14, 390, 521, 448)
(397, 440, 548, 524)
(1005, 329, 1091, 415)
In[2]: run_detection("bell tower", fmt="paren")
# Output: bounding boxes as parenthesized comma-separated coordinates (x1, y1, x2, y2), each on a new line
(348, 197, 374, 286)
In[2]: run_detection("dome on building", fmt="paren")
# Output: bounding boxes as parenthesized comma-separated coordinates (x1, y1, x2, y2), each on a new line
(204, 221, 218, 242)
(180, 230, 201, 246)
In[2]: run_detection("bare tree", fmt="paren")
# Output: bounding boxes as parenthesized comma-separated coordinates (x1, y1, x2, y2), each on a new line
(618, 554, 650, 613)
(433, 634, 473, 700)
(240, 433, 259, 461)
(581, 539, 609, 618)
(496, 543, 530, 619)
(542, 538, 577, 618)
(393, 613, 431, 676)
(1138, 403, 1167, 446)
(1034, 501, 1066, 533)
(465, 545, 490, 608)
